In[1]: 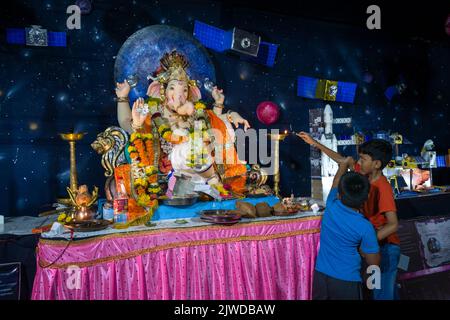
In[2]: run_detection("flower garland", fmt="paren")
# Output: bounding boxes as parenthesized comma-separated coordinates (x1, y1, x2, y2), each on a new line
(186, 110, 211, 169)
(194, 101, 206, 110)
(157, 123, 172, 141)
(143, 97, 174, 143)
(128, 132, 161, 207)
(129, 133, 153, 166)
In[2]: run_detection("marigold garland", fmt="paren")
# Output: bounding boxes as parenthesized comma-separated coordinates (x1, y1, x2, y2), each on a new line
(129, 131, 160, 207)
(194, 101, 206, 110)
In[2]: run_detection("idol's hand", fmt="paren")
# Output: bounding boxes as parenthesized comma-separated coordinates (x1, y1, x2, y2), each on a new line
(228, 112, 251, 132)
(212, 86, 225, 105)
(131, 98, 147, 127)
(115, 80, 131, 98)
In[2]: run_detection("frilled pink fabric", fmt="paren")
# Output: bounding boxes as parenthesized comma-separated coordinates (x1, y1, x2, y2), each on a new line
(32, 216, 321, 300)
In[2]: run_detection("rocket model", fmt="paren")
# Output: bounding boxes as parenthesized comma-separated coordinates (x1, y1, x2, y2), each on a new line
(320, 104, 339, 177)
(317, 104, 354, 202)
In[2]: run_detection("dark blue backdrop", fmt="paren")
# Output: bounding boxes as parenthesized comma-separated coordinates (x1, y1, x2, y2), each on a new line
(0, 1, 449, 216)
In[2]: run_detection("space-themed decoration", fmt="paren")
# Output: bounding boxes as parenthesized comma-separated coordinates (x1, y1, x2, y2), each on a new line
(297, 76, 357, 103)
(384, 74, 408, 101)
(193, 20, 261, 56)
(75, 0, 92, 14)
(231, 28, 261, 57)
(256, 101, 280, 125)
(6, 26, 66, 47)
(242, 41, 279, 68)
(114, 25, 216, 103)
(315, 105, 354, 201)
(4, 1, 450, 303)
(25, 25, 48, 46)
(421, 139, 437, 170)
(436, 155, 448, 167)
(193, 21, 230, 52)
(1, 0, 449, 221)
(384, 82, 407, 101)
(373, 130, 391, 141)
(391, 132, 403, 145)
(193, 20, 278, 67)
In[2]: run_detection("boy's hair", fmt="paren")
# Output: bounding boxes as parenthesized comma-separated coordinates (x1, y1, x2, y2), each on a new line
(358, 139, 393, 169)
(338, 172, 370, 209)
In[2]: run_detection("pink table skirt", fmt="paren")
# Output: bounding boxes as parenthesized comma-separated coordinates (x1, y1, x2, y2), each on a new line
(32, 216, 321, 300)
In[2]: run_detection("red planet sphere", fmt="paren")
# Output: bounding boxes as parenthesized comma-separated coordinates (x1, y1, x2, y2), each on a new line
(256, 101, 280, 125)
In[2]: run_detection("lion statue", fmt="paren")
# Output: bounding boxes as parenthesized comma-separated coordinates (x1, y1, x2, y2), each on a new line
(91, 126, 128, 201)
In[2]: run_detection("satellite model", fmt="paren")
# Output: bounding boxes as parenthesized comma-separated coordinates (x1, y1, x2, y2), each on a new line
(193, 20, 279, 67)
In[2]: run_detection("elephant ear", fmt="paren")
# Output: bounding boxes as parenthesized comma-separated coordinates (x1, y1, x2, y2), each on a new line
(189, 85, 202, 102)
(147, 81, 162, 98)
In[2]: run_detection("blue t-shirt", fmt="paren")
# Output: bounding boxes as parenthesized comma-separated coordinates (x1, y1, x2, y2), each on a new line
(316, 188, 379, 282)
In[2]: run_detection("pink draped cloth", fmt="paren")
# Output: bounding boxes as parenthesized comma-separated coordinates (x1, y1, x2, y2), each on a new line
(32, 216, 321, 300)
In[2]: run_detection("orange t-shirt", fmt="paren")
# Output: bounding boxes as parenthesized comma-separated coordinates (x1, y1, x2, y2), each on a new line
(355, 164, 400, 245)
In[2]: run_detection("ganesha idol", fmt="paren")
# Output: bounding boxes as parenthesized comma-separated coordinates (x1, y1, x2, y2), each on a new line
(113, 50, 251, 221)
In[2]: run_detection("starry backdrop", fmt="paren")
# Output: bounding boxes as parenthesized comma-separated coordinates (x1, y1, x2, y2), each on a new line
(0, 0, 449, 217)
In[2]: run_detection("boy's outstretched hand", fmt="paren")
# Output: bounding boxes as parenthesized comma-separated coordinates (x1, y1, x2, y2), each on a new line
(296, 132, 317, 146)
(297, 131, 350, 166)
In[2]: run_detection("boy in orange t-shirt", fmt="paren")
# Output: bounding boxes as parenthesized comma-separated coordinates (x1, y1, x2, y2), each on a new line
(298, 132, 400, 300)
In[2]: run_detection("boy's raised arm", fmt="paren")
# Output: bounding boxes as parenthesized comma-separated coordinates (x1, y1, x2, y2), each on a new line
(297, 131, 347, 164)
(331, 157, 354, 189)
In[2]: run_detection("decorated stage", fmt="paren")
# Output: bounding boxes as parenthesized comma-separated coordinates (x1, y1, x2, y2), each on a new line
(31, 212, 322, 300)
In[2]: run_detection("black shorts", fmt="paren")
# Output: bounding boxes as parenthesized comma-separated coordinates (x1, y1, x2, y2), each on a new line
(312, 270, 363, 300)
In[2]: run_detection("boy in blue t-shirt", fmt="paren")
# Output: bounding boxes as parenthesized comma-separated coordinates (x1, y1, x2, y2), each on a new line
(313, 157, 380, 300)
